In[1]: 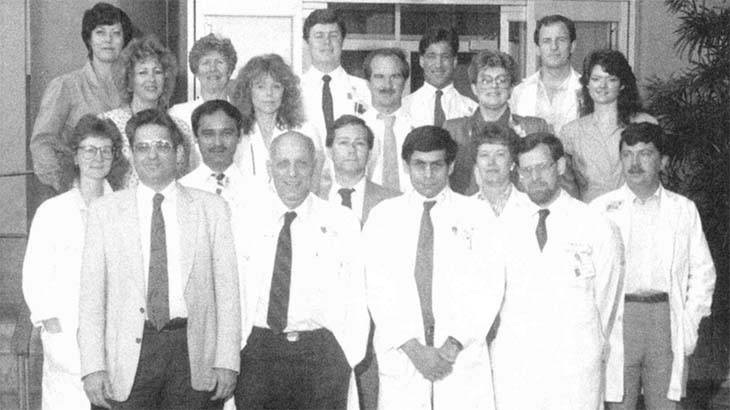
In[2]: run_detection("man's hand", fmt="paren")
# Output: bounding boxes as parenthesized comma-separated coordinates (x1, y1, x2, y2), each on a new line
(438, 337, 462, 363)
(41, 318, 62, 334)
(401, 339, 453, 381)
(83, 370, 113, 409)
(210, 368, 237, 401)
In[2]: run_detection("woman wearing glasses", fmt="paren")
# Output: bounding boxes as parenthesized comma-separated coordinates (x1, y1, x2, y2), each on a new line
(559, 49, 656, 202)
(444, 50, 549, 196)
(101, 35, 195, 188)
(23, 114, 128, 409)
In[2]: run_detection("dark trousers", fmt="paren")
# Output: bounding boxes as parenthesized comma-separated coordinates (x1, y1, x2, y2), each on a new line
(109, 320, 222, 410)
(354, 318, 378, 410)
(234, 327, 351, 410)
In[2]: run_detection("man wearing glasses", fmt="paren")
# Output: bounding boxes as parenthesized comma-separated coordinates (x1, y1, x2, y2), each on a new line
(491, 132, 623, 410)
(79, 109, 241, 409)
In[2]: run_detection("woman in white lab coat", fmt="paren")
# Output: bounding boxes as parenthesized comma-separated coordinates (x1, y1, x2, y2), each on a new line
(23, 114, 127, 409)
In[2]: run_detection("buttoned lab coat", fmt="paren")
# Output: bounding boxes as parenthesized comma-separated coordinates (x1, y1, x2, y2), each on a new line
(591, 185, 715, 401)
(492, 190, 624, 410)
(364, 188, 504, 410)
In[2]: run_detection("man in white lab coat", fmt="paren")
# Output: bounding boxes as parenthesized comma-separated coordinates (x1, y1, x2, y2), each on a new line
(591, 123, 715, 410)
(492, 132, 623, 410)
(364, 125, 503, 410)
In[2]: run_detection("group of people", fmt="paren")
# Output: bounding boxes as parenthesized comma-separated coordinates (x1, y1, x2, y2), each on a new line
(22, 3, 716, 410)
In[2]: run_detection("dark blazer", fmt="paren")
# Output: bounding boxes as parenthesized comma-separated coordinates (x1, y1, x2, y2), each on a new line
(444, 108, 549, 195)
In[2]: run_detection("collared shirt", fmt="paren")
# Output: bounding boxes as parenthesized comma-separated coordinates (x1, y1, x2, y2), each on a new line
(510, 68, 583, 134)
(328, 176, 366, 222)
(301, 66, 371, 147)
(625, 185, 666, 293)
(136, 182, 186, 319)
(101, 107, 199, 189)
(559, 112, 657, 202)
(360, 107, 413, 190)
(401, 82, 477, 127)
(179, 162, 255, 212)
(31, 61, 121, 190)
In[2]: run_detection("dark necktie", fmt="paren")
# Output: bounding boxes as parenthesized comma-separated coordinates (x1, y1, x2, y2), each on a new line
(378, 113, 400, 191)
(148, 193, 169, 330)
(267, 211, 297, 333)
(322, 74, 334, 141)
(536, 209, 550, 251)
(213, 172, 227, 195)
(434, 89, 445, 127)
(415, 200, 437, 346)
(338, 188, 354, 209)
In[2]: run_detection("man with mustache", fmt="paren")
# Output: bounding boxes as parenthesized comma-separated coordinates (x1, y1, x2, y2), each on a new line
(360, 48, 414, 192)
(510, 15, 582, 135)
(402, 27, 477, 128)
(591, 123, 715, 410)
(492, 132, 623, 410)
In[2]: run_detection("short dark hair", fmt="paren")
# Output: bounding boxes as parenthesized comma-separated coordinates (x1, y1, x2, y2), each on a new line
(328, 115, 374, 149)
(303, 9, 346, 40)
(467, 50, 520, 86)
(418, 27, 459, 55)
(401, 126, 458, 165)
(81, 3, 134, 59)
(363, 48, 410, 81)
(191, 100, 243, 138)
(188, 33, 238, 76)
(534, 15, 576, 45)
(472, 123, 520, 161)
(126, 109, 183, 148)
(620, 122, 667, 157)
(516, 132, 565, 162)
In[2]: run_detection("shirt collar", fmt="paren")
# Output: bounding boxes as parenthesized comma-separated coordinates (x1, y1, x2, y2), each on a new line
(421, 81, 456, 95)
(331, 176, 366, 195)
(137, 180, 178, 206)
(528, 188, 566, 216)
(307, 65, 347, 81)
(272, 192, 315, 222)
(407, 185, 451, 208)
(624, 183, 663, 206)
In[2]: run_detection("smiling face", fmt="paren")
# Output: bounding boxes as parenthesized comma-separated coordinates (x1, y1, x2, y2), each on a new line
(90, 23, 124, 63)
(537, 22, 575, 70)
(132, 58, 165, 106)
(268, 133, 315, 209)
(196, 50, 231, 96)
(251, 74, 284, 117)
(620, 141, 666, 193)
(76, 135, 114, 181)
(132, 124, 178, 191)
(330, 123, 370, 177)
(420, 41, 457, 89)
(475, 142, 513, 188)
(307, 23, 343, 71)
(405, 149, 453, 198)
(196, 110, 241, 172)
(587, 64, 622, 106)
(368, 54, 406, 112)
(472, 66, 512, 112)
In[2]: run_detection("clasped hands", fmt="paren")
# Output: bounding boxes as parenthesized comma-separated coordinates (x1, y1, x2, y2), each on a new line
(402, 337, 462, 381)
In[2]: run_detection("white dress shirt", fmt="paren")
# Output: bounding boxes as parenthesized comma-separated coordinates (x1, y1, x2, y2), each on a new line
(136, 182, 187, 319)
(625, 186, 666, 294)
(401, 82, 477, 127)
(509, 68, 583, 134)
(179, 162, 259, 213)
(360, 107, 414, 191)
(492, 189, 623, 410)
(328, 176, 366, 222)
(301, 66, 371, 147)
(363, 187, 503, 410)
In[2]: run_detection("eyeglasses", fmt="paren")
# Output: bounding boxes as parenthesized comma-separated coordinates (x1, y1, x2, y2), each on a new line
(518, 161, 555, 178)
(133, 140, 174, 155)
(477, 75, 511, 88)
(78, 145, 115, 160)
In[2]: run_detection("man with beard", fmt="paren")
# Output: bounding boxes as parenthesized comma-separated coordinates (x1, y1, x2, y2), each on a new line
(402, 27, 477, 128)
(591, 123, 715, 410)
(360, 48, 414, 192)
(510, 15, 582, 134)
(491, 132, 623, 410)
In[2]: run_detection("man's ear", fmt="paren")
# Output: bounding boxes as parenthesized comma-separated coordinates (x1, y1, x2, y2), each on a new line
(556, 156, 567, 176)
(660, 155, 669, 172)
